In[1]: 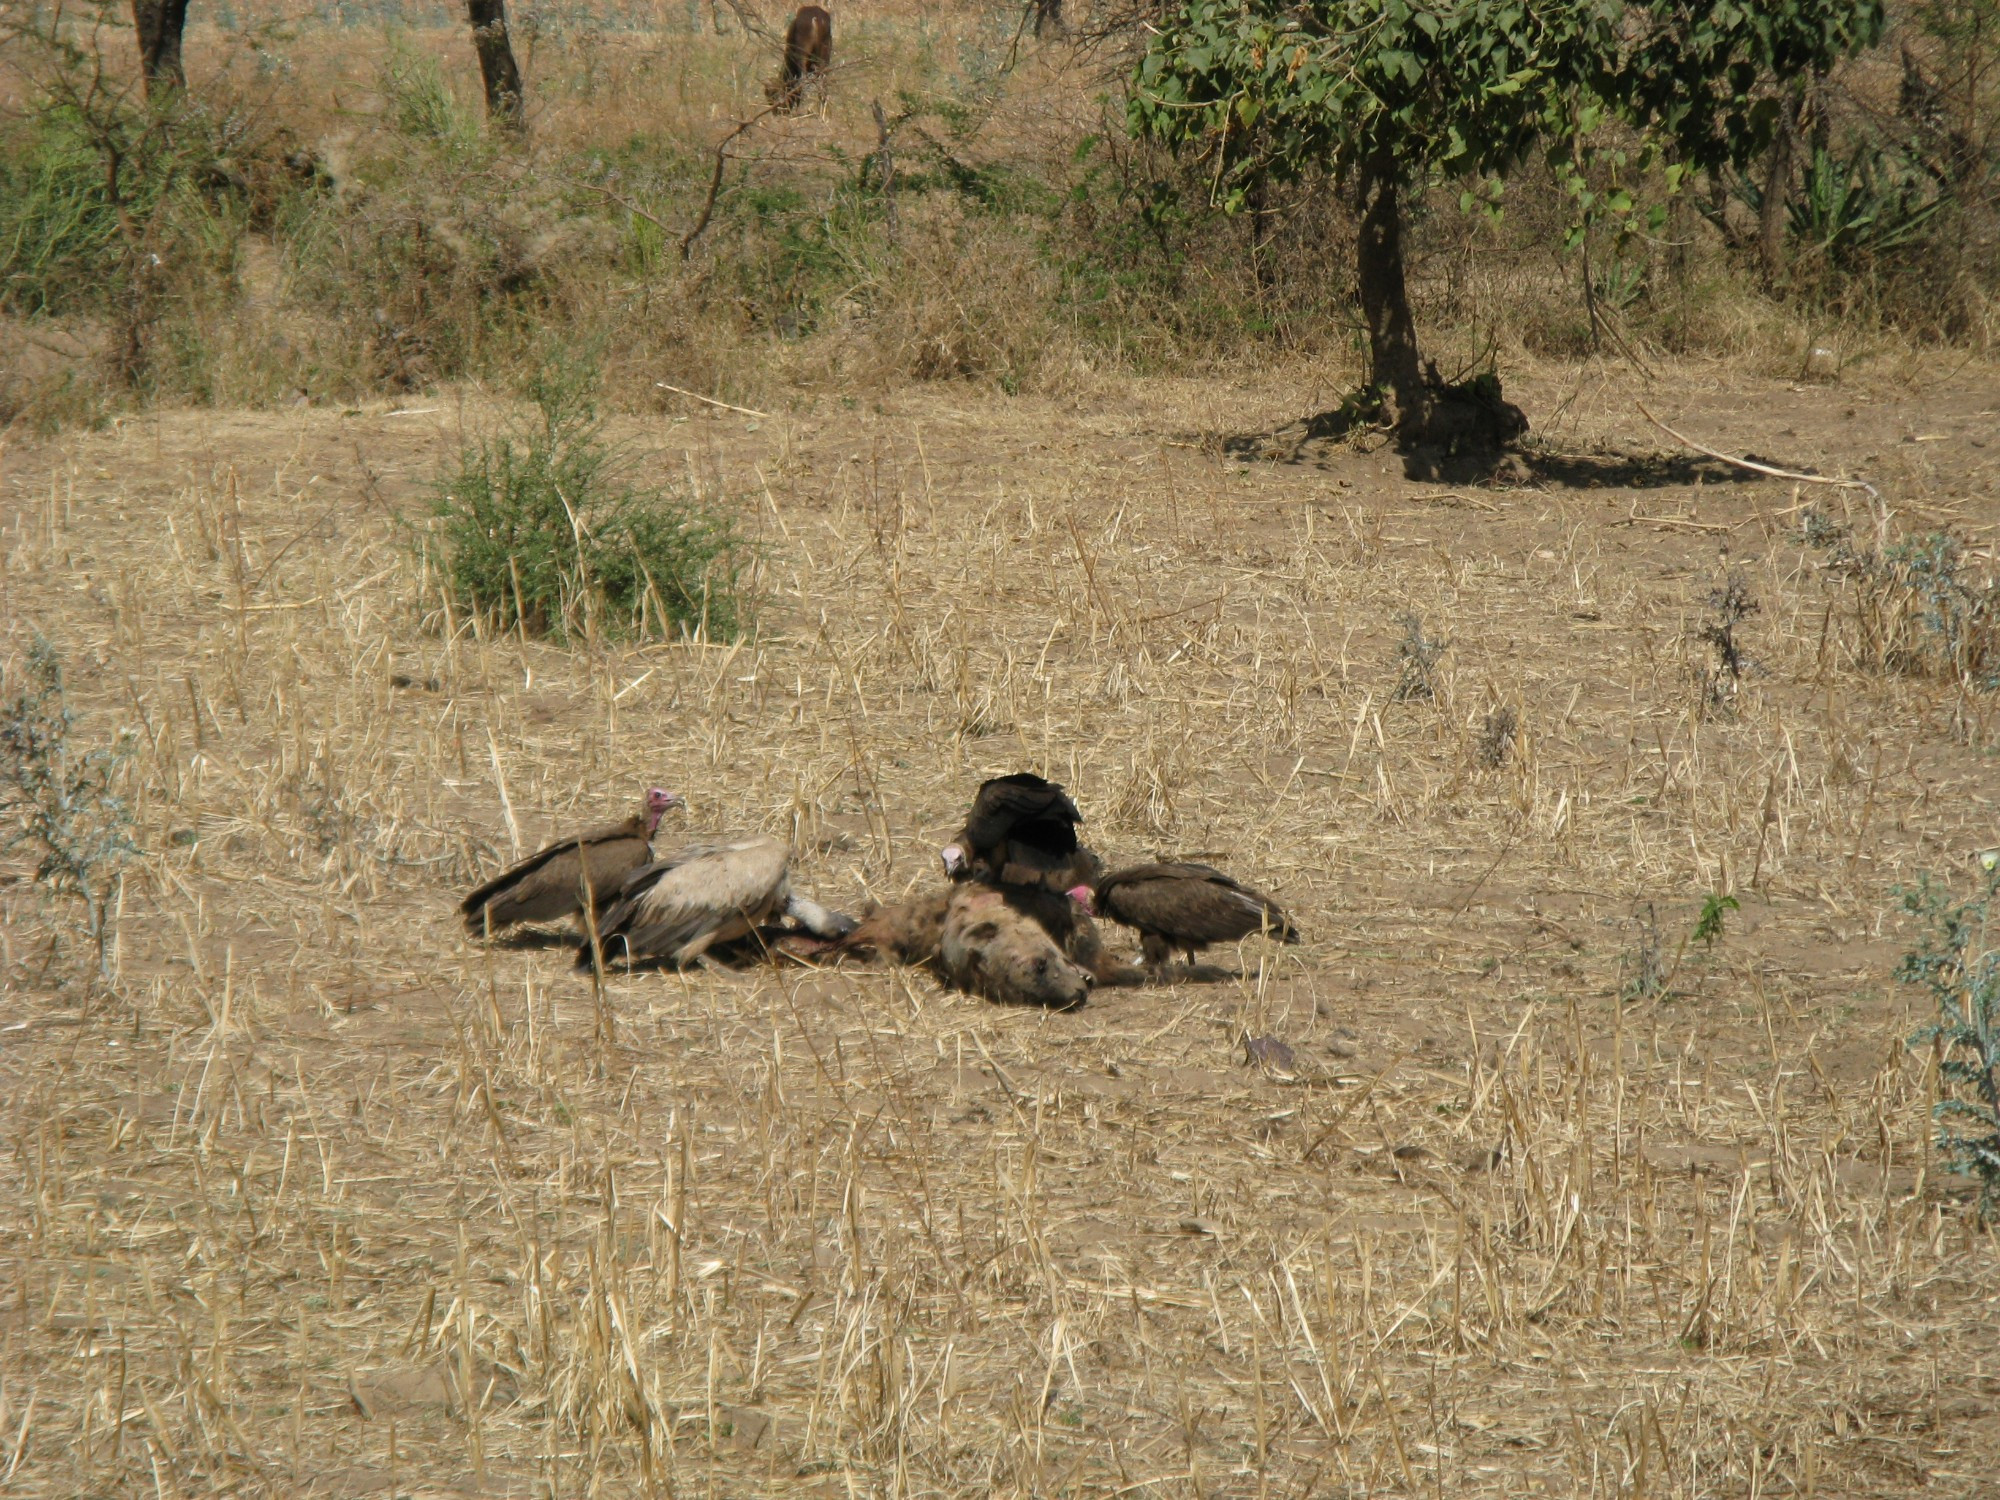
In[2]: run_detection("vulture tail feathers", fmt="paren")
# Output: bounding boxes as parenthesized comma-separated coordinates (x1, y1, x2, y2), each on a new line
(459, 837, 580, 932)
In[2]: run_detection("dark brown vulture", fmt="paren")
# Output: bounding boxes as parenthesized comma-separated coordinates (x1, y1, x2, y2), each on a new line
(461, 788, 681, 936)
(834, 890, 952, 968)
(768, 5, 832, 112)
(941, 772, 1103, 892)
(939, 884, 1090, 1009)
(578, 834, 852, 968)
(1086, 862, 1300, 967)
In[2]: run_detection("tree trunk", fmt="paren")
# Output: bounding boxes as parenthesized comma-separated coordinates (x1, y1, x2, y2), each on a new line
(1246, 168, 1272, 304)
(131, 0, 189, 96)
(467, 0, 526, 130)
(1355, 153, 1426, 431)
(1758, 94, 1797, 289)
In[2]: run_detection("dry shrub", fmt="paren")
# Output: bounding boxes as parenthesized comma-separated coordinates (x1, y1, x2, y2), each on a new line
(856, 197, 1060, 388)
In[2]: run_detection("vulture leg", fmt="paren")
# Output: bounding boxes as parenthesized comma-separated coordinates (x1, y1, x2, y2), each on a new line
(1140, 933, 1172, 970)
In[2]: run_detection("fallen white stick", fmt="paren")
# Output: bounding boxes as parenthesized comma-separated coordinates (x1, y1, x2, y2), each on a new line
(656, 382, 770, 420)
(486, 729, 521, 860)
(1638, 402, 1880, 500)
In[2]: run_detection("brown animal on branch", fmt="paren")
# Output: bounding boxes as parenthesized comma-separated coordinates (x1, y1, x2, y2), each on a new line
(1083, 862, 1300, 969)
(578, 834, 852, 969)
(938, 884, 1090, 1009)
(461, 788, 681, 936)
(767, 5, 832, 113)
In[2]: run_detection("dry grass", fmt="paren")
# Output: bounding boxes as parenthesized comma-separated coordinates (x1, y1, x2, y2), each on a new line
(5, 354, 2000, 1498)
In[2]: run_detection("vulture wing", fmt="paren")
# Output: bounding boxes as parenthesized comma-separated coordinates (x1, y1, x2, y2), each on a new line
(461, 814, 647, 934)
(963, 772, 1081, 853)
(584, 835, 792, 966)
(954, 772, 1096, 889)
(1097, 862, 1299, 949)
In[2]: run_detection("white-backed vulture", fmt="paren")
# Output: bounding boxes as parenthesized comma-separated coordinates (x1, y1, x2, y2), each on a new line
(578, 835, 852, 968)
(938, 884, 1091, 1009)
(461, 788, 681, 936)
(1087, 862, 1300, 967)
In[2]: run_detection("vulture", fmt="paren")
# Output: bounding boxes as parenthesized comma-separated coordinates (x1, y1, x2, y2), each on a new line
(461, 788, 682, 936)
(835, 890, 952, 969)
(942, 772, 1103, 892)
(938, 884, 1091, 1010)
(577, 834, 853, 969)
(1085, 862, 1300, 968)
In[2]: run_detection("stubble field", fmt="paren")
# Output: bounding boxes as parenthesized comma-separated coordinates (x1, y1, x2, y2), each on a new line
(4, 357, 2000, 1498)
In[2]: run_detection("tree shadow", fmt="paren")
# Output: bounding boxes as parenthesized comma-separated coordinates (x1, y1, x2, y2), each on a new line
(1519, 447, 1773, 490)
(1215, 402, 1777, 491)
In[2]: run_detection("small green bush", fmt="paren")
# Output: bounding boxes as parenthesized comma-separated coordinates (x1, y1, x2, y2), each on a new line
(0, 106, 163, 319)
(1901, 871, 2000, 1222)
(433, 353, 747, 643)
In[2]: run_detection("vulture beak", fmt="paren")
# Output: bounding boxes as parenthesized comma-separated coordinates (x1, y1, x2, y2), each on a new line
(940, 844, 968, 879)
(645, 788, 685, 833)
(1066, 884, 1095, 915)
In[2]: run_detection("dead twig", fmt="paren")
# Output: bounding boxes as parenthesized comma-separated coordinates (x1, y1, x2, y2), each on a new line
(1637, 402, 1881, 500)
(679, 106, 783, 261)
(654, 383, 770, 421)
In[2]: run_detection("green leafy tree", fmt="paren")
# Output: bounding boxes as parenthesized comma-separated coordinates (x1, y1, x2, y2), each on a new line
(1129, 0, 1884, 446)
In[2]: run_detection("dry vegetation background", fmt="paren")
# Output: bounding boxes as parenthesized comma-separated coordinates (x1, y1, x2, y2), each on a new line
(5, 353, 2000, 1497)
(5, 0, 1990, 427)
(6, 3, 2000, 1499)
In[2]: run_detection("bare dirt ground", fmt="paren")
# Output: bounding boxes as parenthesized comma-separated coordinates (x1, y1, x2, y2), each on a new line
(4, 357, 2000, 1498)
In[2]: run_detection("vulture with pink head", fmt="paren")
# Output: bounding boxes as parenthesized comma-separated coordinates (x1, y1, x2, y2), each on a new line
(461, 788, 682, 936)
(1086, 862, 1299, 968)
(578, 834, 853, 969)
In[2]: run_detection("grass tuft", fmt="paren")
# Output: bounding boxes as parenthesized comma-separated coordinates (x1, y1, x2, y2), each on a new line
(0, 635, 137, 985)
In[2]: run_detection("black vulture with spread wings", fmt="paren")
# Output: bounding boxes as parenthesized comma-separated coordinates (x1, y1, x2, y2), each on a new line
(940, 772, 1103, 892)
